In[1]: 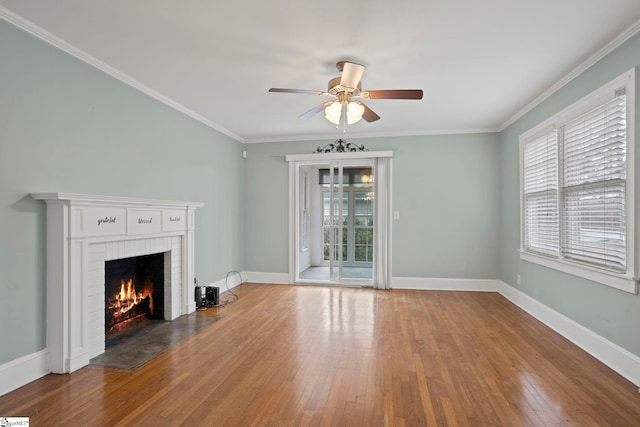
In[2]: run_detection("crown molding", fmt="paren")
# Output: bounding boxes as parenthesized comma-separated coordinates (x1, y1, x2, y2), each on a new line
(0, 6, 246, 144)
(499, 18, 640, 131)
(244, 127, 499, 144)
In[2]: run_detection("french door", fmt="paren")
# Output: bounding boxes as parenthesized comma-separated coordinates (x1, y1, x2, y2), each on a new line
(287, 151, 393, 289)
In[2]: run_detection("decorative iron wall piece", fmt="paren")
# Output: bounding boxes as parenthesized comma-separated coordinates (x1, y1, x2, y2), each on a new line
(314, 139, 368, 153)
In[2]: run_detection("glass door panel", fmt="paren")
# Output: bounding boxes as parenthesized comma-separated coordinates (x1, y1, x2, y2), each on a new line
(354, 191, 374, 263)
(323, 191, 348, 263)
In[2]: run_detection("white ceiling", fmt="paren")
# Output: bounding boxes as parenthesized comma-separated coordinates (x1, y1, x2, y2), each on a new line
(1, 1, 639, 143)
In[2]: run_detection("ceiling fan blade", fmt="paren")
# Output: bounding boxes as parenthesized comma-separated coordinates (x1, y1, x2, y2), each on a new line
(340, 62, 365, 89)
(269, 88, 326, 95)
(298, 101, 334, 119)
(365, 89, 423, 100)
(361, 102, 381, 123)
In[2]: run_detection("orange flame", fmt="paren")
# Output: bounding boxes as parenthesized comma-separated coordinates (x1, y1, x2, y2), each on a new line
(112, 279, 146, 314)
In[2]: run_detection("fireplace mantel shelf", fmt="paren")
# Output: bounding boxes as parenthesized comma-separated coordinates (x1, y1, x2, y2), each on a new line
(32, 192, 204, 374)
(32, 192, 204, 209)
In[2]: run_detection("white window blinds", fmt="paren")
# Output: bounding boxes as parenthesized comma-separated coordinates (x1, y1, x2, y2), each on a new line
(519, 69, 635, 292)
(561, 94, 627, 271)
(523, 132, 559, 256)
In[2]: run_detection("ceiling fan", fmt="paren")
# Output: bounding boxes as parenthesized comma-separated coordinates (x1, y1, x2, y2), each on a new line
(269, 61, 423, 127)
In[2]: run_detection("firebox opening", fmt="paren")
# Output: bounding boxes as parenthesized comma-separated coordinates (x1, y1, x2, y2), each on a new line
(105, 252, 165, 340)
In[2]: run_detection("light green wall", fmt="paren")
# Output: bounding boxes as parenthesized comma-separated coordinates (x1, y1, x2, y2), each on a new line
(243, 141, 292, 273)
(498, 33, 640, 356)
(244, 134, 500, 279)
(0, 20, 245, 365)
(391, 134, 499, 278)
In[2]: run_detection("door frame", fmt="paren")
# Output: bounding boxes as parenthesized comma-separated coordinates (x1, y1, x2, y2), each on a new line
(286, 151, 393, 288)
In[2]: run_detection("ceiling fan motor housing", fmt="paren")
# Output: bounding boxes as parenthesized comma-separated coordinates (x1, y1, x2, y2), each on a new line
(328, 76, 361, 97)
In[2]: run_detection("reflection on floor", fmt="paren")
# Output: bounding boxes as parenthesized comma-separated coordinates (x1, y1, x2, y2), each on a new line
(299, 266, 373, 280)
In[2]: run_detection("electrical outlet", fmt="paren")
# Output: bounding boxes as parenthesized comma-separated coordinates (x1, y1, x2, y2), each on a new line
(517, 274, 521, 285)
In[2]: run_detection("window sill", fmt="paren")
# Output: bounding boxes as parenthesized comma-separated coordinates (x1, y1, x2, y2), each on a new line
(519, 250, 638, 294)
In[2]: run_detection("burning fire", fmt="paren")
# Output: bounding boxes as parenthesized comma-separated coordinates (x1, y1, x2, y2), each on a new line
(114, 279, 141, 314)
(109, 279, 153, 316)
(106, 277, 155, 333)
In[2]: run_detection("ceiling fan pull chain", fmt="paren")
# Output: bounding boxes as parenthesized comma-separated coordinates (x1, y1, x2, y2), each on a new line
(342, 101, 348, 133)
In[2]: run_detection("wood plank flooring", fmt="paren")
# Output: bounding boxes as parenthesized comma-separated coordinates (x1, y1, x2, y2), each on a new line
(1, 283, 640, 426)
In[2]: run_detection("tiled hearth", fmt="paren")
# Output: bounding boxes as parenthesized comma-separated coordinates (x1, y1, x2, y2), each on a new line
(32, 193, 203, 374)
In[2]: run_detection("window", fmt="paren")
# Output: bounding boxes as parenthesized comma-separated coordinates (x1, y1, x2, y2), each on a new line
(523, 132, 559, 257)
(519, 69, 636, 293)
(562, 96, 627, 271)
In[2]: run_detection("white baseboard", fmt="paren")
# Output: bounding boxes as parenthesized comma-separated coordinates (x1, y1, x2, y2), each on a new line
(496, 281, 640, 388)
(391, 276, 499, 292)
(242, 271, 290, 285)
(0, 349, 49, 397)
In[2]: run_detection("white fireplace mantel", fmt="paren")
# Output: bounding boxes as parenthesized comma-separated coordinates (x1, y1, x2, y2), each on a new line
(32, 193, 204, 374)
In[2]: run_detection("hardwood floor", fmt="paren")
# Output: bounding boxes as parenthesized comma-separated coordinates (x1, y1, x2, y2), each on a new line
(1, 283, 639, 426)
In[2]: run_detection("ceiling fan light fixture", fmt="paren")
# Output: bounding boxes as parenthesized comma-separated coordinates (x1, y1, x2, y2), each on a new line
(347, 101, 365, 124)
(324, 101, 342, 125)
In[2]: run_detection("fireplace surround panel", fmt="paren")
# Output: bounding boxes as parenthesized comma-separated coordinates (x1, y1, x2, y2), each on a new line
(31, 193, 203, 374)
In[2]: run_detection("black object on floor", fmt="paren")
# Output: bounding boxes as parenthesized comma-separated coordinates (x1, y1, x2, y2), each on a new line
(90, 313, 218, 370)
